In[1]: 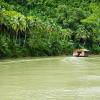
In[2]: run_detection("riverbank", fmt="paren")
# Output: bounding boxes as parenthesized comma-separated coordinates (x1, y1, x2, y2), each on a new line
(0, 54, 100, 63)
(0, 53, 100, 59)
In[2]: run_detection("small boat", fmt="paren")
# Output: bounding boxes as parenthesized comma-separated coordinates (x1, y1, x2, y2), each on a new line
(73, 49, 89, 57)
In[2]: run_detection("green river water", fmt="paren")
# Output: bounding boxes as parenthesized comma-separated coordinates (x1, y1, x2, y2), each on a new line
(0, 56, 100, 100)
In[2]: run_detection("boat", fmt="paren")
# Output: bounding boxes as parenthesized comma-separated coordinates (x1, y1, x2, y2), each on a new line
(73, 49, 89, 57)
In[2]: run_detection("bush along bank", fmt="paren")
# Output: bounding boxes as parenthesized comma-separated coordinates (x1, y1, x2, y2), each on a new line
(0, 0, 100, 58)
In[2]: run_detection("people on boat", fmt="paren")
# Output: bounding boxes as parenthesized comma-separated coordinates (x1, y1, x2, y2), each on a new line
(73, 49, 89, 57)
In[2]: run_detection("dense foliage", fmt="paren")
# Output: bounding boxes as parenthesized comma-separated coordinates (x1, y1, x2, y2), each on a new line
(0, 0, 100, 58)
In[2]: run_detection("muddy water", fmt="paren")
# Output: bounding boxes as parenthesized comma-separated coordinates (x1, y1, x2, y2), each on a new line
(0, 57, 100, 100)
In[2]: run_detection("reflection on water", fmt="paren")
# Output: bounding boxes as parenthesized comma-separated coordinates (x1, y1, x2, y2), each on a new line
(0, 56, 100, 100)
(62, 57, 85, 64)
(4, 87, 100, 100)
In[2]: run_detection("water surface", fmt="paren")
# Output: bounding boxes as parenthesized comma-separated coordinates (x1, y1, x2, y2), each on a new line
(0, 56, 100, 100)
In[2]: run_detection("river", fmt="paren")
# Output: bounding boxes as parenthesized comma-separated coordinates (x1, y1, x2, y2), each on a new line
(0, 56, 100, 100)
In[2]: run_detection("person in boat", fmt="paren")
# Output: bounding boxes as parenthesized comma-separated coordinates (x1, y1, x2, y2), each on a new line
(73, 49, 89, 57)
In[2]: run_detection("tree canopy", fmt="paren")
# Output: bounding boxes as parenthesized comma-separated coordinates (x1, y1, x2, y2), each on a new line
(0, 0, 100, 58)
